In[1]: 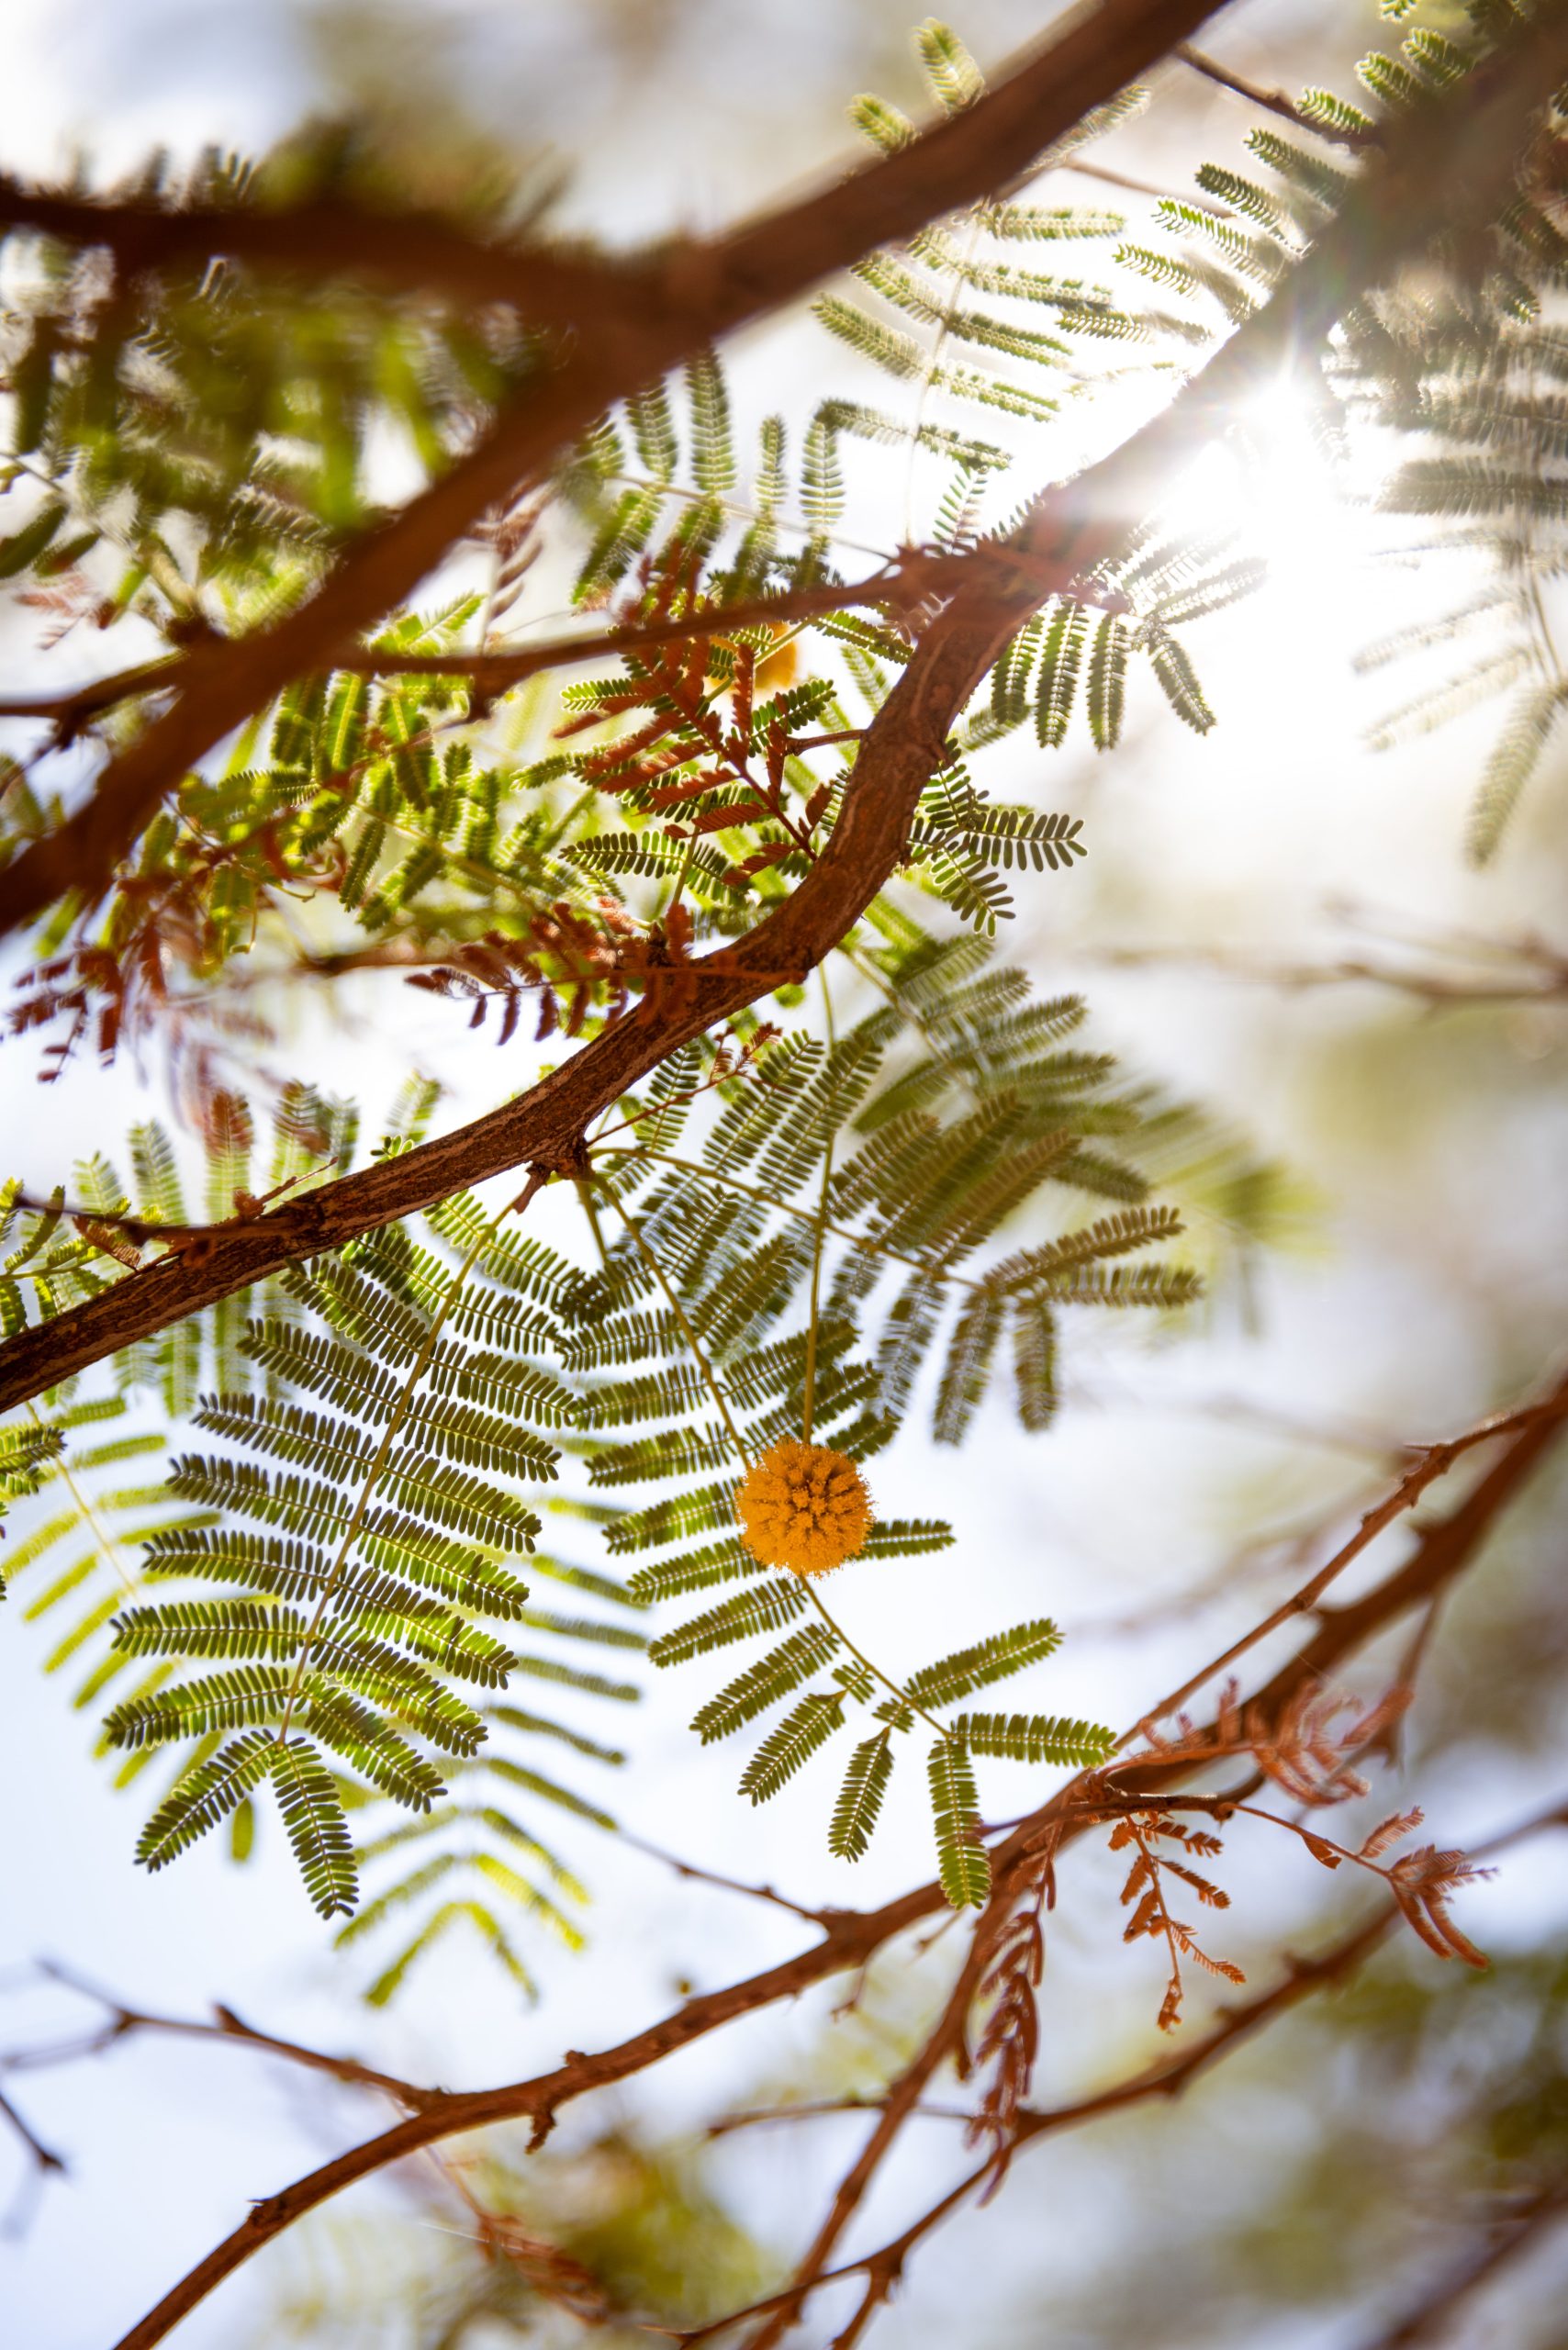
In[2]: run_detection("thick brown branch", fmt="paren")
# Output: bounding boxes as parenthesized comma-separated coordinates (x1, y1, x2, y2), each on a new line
(106, 1364, 1568, 2350)
(0, 653, 184, 731)
(0, 179, 665, 333)
(0, 0, 1231, 942)
(106, 1900, 943, 2350)
(8, 0, 1560, 1415)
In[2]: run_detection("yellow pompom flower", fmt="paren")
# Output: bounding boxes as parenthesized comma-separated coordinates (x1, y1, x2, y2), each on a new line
(736, 1440, 873, 1579)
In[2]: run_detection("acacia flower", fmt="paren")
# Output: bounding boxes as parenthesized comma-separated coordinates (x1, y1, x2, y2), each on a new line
(736, 1439, 873, 1578)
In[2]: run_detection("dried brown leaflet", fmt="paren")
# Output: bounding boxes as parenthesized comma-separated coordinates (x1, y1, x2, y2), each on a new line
(725, 1347, 1568, 2350)
(0, 0, 1233, 938)
(673, 1798, 1566, 2350)
(9, 3, 1567, 1412)
(99, 1368, 1568, 2350)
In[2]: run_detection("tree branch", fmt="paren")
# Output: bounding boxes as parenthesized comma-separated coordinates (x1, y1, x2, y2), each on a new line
(9, 0, 1562, 1415)
(1355, 2181, 1568, 2348)
(1175, 42, 1382, 151)
(2, 1960, 435, 2111)
(678, 1799, 1568, 2347)
(1084, 935, 1568, 1005)
(0, 0, 1233, 942)
(0, 2079, 64, 2177)
(618, 1830, 834, 1926)
(740, 1912, 1002, 2350)
(0, 556, 958, 733)
(1122, 1376, 1568, 1744)
(100, 1336, 1568, 2349)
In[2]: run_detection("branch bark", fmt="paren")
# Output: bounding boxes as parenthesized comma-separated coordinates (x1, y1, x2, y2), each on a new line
(9, 0, 1564, 1412)
(102, 1365, 1568, 2349)
(4, 1961, 434, 2111)
(678, 1797, 1568, 2350)
(0, 0, 1232, 941)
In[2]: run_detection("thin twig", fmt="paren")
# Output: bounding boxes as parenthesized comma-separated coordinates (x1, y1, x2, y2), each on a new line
(4, 1959, 432, 2109)
(618, 1831, 834, 1928)
(0, 2080, 65, 2176)
(1120, 1378, 1568, 1746)
(0, 0, 1232, 940)
(1175, 42, 1381, 152)
(4, 0, 1553, 1414)
(91, 1367, 1568, 2350)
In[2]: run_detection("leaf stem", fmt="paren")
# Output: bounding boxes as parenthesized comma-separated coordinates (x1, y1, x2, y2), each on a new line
(276, 1173, 546, 1742)
(801, 1579, 948, 1741)
(597, 1186, 750, 1470)
(590, 1175, 945, 1737)
(28, 1403, 138, 1601)
(801, 968, 838, 1444)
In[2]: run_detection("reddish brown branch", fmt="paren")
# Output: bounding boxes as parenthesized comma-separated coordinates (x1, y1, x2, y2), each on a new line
(741, 1912, 1002, 2350)
(0, 557, 961, 733)
(4, 1960, 434, 2111)
(0, 0, 1233, 943)
(9, 1, 1561, 1416)
(102, 1365, 1568, 2350)
(685, 1798, 1566, 2345)
(0, 178, 669, 334)
(1124, 1382, 1568, 1742)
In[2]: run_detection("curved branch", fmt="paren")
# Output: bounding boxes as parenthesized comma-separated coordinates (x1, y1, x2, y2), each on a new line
(9, 0, 1562, 1413)
(0, 0, 1230, 941)
(679, 1797, 1568, 2349)
(0, 554, 986, 730)
(104, 1360, 1568, 2349)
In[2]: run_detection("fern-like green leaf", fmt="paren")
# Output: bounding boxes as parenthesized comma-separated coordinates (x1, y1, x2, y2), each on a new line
(828, 1729, 895, 1860)
(904, 1619, 1061, 1711)
(738, 1691, 846, 1803)
(927, 1735, 990, 1908)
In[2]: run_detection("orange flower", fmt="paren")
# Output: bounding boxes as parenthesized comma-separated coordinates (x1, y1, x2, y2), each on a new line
(736, 1440, 873, 1578)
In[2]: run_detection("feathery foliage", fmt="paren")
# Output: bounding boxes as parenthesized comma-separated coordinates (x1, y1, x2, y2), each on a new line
(0, 0, 1430, 1978)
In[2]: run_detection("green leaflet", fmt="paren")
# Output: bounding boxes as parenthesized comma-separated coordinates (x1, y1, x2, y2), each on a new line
(1086, 614, 1129, 752)
(2, 28, 1390, 1976)
(927, 1736, 990, 1908)
(690, 1626, 840, 1745)
(15, 1173, 640, 1937)
(904, 1621, 1062, 1711)
(1036, 602, 1090, 747)
(829, 1730, 895, 1860)
(649, 1577, 809, 1667)
(950, 1711, 1115, 1766)
(739, 1693, 847, 1804)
